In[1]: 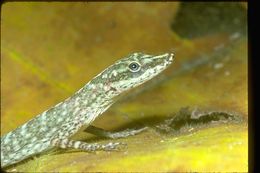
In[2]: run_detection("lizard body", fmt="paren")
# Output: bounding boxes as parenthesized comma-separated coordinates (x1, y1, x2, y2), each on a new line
(1, 52, 174, 168)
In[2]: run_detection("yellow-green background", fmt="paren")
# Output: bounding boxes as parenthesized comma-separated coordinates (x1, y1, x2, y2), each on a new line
(1, 2, 247, 172)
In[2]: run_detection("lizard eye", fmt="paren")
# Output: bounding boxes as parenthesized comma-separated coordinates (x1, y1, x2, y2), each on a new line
(128, 61, 141, 72)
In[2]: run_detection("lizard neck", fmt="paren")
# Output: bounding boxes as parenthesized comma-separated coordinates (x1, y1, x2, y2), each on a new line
(62, 76, 120, 125)
(78, 77, 119, 107)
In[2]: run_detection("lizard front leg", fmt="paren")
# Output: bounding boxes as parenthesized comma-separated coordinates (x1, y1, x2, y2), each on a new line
(50, 138, 126, 151)
(84, 125, 148, 139)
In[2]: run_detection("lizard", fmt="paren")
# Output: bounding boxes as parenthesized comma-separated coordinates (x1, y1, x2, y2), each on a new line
(1, 52, 174, 168)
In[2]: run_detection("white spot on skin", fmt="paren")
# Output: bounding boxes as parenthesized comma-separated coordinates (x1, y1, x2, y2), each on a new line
(112, 70, 118, 77)
(74, 101, 80, 107)
(62, 104, 67, 109)
(92, 94, 96, 99)
(26, 143, 34, 149)
(51, 138, 59, 146)
(6, 146, 11, 151)
(64, 131, 71, 137)
(20, 128, 27, 136)
(75, 97, 80, 102)
(12, 139, 19, 147)
(131, 52, 139, 60)
(24, 133, 32, 139)
(57, 118, 64, 123)
(73, 107, 80, 115)
(20, 124, 27, 130)
(99, 83, 103, 88)
(31, 137, 38, 142)
(102, 74, 108, 79)
(61, 111, 67, 116)
(13, 145, 21, 152)
(104, 85, 110, 91)
(89, 84, 96, 89)
(42, 111, 47, 116)
(8, 153, 16, 160)
(21, 149, 30, 155)
(80, 110, 88, 115)
(83, 100, 88, 104)
(50, 128, 57, 134)
(4, 133, 12, 144)
(34, 143, 43, 150)
(40, 111, 47, 121)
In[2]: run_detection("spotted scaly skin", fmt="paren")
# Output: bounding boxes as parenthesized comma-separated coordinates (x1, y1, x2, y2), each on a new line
(1, 52, 174, 168)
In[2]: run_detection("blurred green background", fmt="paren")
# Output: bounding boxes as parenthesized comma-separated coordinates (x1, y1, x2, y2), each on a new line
(1, 2, 247, 172)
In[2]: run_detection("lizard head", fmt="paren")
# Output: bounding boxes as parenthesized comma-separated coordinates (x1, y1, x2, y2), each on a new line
(96, 52, 174, 95)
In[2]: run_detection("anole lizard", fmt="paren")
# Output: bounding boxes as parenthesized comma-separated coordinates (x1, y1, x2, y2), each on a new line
(1, 52, 174, 168)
